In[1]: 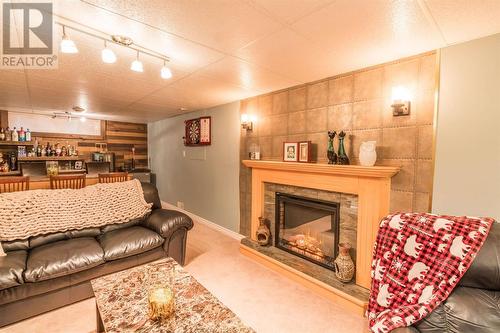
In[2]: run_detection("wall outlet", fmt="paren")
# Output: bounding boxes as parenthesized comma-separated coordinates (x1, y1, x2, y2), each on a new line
(177, 201, 185, 210)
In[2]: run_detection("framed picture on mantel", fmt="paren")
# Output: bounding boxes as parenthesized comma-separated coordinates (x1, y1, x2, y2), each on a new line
(283, 142, 298, 162)
(298, 141, 312, 163)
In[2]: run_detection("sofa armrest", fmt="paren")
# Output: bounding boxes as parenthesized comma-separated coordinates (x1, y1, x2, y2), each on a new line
(142, 209, 193, 240)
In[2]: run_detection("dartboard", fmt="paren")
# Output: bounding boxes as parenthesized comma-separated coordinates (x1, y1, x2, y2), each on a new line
(187, 120, 200, 144)
(184, 117, 211, 146)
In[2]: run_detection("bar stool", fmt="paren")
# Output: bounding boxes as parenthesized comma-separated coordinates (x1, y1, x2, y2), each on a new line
(98, 172, 128, 183)
(0, 176, 30, 193)
(50, 174, 86, 189)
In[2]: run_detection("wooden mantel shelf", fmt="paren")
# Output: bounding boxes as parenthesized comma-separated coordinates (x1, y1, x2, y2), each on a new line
(242, 160, 400, 178)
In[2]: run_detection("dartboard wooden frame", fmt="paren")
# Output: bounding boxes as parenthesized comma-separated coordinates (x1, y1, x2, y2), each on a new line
(184, 116, 211, 146)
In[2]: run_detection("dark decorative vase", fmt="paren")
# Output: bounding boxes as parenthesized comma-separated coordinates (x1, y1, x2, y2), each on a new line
(256, 217, 271, 246)
(337, 131, 350, 165)
(327, 131, 337, 164)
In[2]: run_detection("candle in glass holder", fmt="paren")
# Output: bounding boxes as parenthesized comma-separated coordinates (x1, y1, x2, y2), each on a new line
(148, 287, 174, 321)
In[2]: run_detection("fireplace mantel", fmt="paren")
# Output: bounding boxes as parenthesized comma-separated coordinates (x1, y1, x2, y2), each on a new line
(242, 160, 400, 178)
(241, 160, 400, 307)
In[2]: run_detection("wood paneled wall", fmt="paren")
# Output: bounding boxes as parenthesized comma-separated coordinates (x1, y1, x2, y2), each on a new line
(0, 111, 148, 169)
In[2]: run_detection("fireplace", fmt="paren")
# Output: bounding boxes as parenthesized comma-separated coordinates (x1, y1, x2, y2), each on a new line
(275, 192, 340, 270)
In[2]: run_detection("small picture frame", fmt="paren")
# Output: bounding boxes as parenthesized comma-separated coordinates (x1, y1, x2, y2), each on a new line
(74, 161, 83, 170)
(298, 141, 312, 163)
(283, 142, 298, 162)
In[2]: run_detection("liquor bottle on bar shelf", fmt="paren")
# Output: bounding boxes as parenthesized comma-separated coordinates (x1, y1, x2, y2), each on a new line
(25, 128, 31, 142)
(0, 128, 5, 141)
(55, 143, 61, 156)
(11, 127, 18, 141)
(5, 127, 12, 141)
(18, 127, 25, 142)
(9, 152, 17, 171)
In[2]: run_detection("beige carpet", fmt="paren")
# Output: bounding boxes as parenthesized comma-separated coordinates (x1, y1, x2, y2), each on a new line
(1, 219, 368, 333)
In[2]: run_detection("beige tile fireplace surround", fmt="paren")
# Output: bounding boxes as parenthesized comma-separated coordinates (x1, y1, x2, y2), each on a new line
(239, 51, 438, 238)
(240, 160, 399, 315)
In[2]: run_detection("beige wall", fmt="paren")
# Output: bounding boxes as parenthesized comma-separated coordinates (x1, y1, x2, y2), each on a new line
(433, 34, 500, 220)
(239, 52, 437, 236)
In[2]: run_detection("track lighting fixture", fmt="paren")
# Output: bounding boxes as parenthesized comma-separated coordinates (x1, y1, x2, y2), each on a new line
(56, 23, 172, 77)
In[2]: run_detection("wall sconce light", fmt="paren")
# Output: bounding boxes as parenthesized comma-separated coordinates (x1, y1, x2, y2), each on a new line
(391, 86, 411, 116)
(241, 113, 256, 131)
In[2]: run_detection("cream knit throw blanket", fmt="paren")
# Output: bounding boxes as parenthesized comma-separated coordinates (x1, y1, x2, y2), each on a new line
(0, 179, 152, 249)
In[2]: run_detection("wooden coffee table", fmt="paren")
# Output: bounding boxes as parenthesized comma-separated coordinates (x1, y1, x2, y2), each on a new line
(91, 258, 254, 333)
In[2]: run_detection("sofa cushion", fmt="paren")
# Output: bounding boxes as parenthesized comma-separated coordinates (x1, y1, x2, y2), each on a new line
(101, 219, 142, 234)
(66, 228, 101, 239)
(24, 238, 104, 283)
(141, 182, 162, 210)
(415, 287, 500, 333)
(29, 228, 102, 249)
(0, 250, 27, 290)
(1, 240, 29, 253)
(29, 232, 69, 249)
(98, 226, 164, 261)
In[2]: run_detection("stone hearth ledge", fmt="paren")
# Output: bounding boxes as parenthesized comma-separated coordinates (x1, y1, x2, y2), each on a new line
(241, 238, 369, 301)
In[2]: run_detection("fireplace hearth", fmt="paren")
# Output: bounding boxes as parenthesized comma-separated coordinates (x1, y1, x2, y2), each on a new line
(275, 193, 340, 271)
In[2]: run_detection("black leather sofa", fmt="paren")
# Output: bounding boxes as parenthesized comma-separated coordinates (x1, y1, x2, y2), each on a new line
(0, 182, 193, 327)
(394, 222, 500, 333)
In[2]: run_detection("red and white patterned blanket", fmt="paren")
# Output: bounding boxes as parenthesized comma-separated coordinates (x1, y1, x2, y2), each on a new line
(367, 213, 495, 333)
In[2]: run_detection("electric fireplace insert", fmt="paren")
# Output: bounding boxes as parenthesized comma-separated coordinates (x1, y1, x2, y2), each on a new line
(275, 192, 340, 270)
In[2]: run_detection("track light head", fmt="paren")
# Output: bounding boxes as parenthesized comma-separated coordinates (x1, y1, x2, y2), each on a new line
(101, 41, 116, 64)
(130, 51, 143, 72)
(60, 26, 78, 54)
(160, 60, 172, 79)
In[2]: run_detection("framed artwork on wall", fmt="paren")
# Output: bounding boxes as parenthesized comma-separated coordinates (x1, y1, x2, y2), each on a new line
(184, 116, 211, 146)
(283, 142, 298, 162)
(298, 141, 312, 163)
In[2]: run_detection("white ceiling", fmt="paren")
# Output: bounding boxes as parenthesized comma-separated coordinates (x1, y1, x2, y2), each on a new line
(2, 0, 500, 123)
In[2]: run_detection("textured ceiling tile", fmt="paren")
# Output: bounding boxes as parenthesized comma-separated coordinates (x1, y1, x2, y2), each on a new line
(83, 0, 282, 53)
(249, 0, 334, 24)
(236, 28, 339, 83)
(196, 56, 300, 94)
(424, 0, 500, 44)
(291, 0, 444, 74)
(0, 70, 28, 88)
(0, 91, 32, 110)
